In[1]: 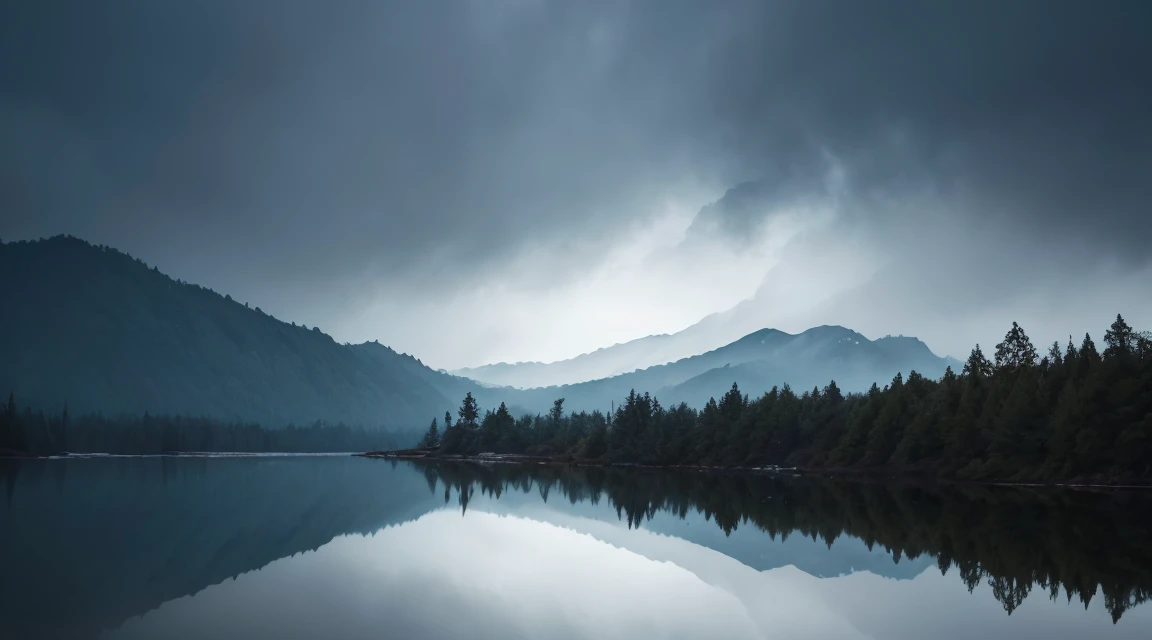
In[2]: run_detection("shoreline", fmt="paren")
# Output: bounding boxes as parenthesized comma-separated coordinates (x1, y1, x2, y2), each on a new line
(0, 451, 362, 459)
(6, 448, 1145, 490)
(357, 449, 1152, 491)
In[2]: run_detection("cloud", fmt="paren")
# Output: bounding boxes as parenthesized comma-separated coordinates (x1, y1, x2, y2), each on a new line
(2, 1, 1149, 367)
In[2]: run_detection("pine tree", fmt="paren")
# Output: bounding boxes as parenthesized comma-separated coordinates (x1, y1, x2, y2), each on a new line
(458, 392, 480, 429)
(549, 398, 565, 428)
(831, 383, 880, 465)
(994, 322, 1038, 372)
(1104, 314, 1136, 359)
(422, 418, 440, 448)
(1076, 333, 1100, 380)
(823, 380, 844, 404)
(444, 411, 453, 430)
(1081, 333, 1099, 360)
(963, 345, 993, 380)
(718, 382, 747, 422)
(486, 402, 515, 450)
(864, 372, 907, 465)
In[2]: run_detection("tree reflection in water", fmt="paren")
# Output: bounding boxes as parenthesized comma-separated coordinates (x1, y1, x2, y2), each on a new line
(419, 461, 1152, 623)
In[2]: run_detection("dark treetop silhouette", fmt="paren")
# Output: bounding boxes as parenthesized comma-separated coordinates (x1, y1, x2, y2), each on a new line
(425, 316, 1152, 484)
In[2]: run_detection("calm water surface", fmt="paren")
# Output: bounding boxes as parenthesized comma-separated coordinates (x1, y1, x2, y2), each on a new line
(1, 456, 1150, 639)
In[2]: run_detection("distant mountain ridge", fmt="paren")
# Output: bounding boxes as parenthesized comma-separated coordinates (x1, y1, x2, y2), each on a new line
(502, 325, 956, 413)
(455, 315, 954, 393)
(453, 332, 683, 388)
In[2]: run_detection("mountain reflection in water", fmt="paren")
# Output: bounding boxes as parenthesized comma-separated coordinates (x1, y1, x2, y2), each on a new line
(1, 456, 1150, 639)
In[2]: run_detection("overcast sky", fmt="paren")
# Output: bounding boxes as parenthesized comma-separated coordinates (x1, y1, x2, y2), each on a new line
(3, 1, 1150, 369)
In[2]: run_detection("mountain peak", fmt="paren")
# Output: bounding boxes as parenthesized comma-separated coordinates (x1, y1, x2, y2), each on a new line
(799, 325, 865, 340)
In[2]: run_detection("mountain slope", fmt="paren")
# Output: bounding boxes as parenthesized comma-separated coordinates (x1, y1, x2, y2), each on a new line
(665, 332, 953, 407)
(452, 332, 688, 389)
(503, 325, 955, 414)
(0, 236, 483, 431)
(450, 178, 843, 389)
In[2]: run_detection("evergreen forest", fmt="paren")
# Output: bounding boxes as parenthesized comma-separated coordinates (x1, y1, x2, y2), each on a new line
(426, 316, 1152, 483)
(0, 401, 397, 456)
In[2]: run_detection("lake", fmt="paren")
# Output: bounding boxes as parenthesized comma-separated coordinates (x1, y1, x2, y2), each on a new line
(1, 455, 1150, 639)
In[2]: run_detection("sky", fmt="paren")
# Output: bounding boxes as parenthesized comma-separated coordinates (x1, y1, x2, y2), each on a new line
(2, 1, 1151, 370)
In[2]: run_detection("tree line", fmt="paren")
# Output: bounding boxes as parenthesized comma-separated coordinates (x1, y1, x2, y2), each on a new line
(0, 399, 398, 455)
(426, 315, 1152, 483)
(414, 460, 1152, 623)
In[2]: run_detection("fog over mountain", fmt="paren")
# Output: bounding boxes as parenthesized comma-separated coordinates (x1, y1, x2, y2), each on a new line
(3, 1, 1150, 373)
(503, 325, 955, 414)
(456, 323, 953, 392)
(1, 237, 951, 430)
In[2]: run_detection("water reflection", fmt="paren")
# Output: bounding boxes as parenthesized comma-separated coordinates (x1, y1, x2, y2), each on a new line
(433, 462, 1152, 619)
(1, 457, 1150, 639)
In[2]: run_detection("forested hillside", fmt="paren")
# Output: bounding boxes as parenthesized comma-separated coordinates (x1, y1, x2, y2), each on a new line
(0, 236, 480, 431)
(428, 317, 1152, 483)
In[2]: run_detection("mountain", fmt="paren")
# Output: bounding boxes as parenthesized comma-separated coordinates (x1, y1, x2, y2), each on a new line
(452, 312, 798, 390)
(453, 332, 684, 388)
(664, 332, 955, 407)
(504, 325, 956, 414)
(0, 236, 955, 432)
(451, 178, 846, 390)
(0, 236, 488, 432)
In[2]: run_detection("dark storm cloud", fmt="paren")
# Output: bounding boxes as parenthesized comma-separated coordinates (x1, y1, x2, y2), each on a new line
(2, 0, 1150, 304)
(680, 148, 830, 243)
(697, 0, 1152, 257)
(0, 1, 713, 292)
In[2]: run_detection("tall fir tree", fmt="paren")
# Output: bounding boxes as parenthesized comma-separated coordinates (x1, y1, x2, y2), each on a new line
(458, 392, 480, 429)
(422, 418, 440, 448)
(994, 322, 1038, 372)
(1104, 314, 1136, 359)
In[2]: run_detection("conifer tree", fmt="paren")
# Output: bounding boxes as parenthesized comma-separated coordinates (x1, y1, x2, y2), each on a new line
(1104, 314, 1136, 359)
(422, 418, 440, 448)
(458, 392, 480, 429)
(994, 322, 1038, 372)
(963, 345, 993, 380)
(864, 372, 907, 464)
(718, 382, 747, 422)
(549, 398, 565, 428)
(1081, 333, 1100, 361)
